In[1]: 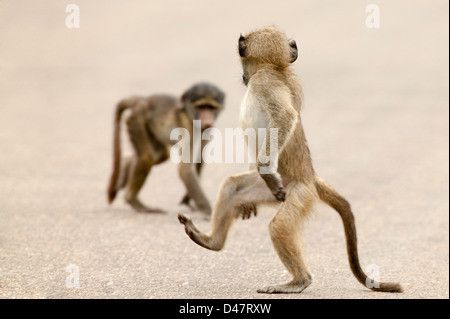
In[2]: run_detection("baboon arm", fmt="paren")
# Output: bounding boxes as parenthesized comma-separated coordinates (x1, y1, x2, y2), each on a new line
(250, 78, 298, 167)
(178, 162, 211, 214)
(251, 85, 298, 201)
(179, 162, 203, 206)
(264, 93, 298, 158)
(257, 110, 297, 172)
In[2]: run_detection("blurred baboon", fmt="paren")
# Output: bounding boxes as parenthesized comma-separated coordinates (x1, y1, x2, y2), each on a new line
(179, 27, 402, 294)
(107, 82, 225, 214)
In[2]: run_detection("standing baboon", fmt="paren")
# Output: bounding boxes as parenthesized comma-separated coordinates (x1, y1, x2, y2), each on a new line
(178, 27, 402, 294)
(107, 82, 225, 215)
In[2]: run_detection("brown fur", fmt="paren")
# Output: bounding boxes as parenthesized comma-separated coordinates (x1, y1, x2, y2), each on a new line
(107, 82, 225, 214)
(179, 27, 402, 293)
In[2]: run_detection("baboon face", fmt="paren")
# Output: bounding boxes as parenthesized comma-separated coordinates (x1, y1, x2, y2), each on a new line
(238, 26, 298, 68)
(182, 83, 225, 130)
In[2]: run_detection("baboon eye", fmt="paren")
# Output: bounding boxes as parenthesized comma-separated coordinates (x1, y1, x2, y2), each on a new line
(198, 104, 215, 110)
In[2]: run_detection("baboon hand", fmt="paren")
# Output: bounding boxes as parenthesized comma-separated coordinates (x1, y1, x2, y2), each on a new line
(239, 203, 258, 220)
(273, 187, 286, 202)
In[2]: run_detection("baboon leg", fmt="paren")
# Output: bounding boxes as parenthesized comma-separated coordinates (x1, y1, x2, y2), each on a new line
(116, 156, 133, 191)
(178, 162, 212, 216)
(108, 156, 132, 200)
(258, 182, 317, 294)
(179, 162, 203, 208)
(125, 114, 164, 213)
(124, 156, 155, 212)
(178, 170, 277, 251)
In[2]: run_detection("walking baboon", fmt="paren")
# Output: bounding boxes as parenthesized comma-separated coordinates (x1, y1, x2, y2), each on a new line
(107, 82, 225, 214)
(178, 27, 402, 293)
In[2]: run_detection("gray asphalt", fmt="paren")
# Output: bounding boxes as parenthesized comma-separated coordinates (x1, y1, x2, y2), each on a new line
(0, 0, 448, 299)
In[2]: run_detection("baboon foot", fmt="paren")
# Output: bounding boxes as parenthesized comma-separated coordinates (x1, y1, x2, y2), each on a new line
(178, 214, 220, 251)
(137, 206, 166, 214)
(127, 198, 165, 214)
(179, 203, 211, 220)
(179, 196, 211, 219)
(179, 194, 196, 211)
(257, 278, 312, 294)
(178, 214, 201, 238)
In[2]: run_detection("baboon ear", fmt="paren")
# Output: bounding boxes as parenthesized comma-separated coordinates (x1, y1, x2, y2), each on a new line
(289, 39, 298, 63)
(239, 34, 247, 57)
(181, 89, 191, 106)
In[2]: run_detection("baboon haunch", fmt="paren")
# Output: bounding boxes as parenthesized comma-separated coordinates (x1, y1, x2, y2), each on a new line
(179, 27, 402, 294)
(107, 82, 225, 214)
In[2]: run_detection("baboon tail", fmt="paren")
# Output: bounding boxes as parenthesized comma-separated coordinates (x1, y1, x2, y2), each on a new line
(107, 101, 128, 204)
(314, 176, 403, 293)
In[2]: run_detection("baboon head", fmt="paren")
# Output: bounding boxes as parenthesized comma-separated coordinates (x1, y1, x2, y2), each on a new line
(181, 82, 225, 130)
(238, 26, 298, 85)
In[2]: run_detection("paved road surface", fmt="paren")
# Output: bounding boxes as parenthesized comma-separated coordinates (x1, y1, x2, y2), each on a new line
(0, 1, 448, 299)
